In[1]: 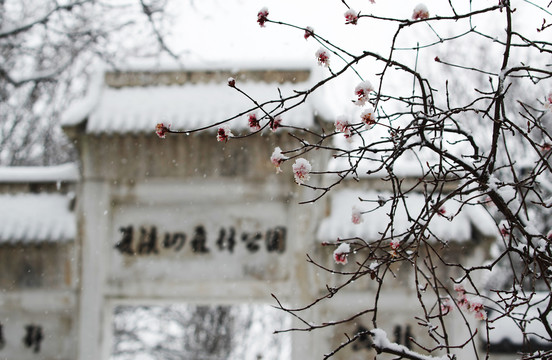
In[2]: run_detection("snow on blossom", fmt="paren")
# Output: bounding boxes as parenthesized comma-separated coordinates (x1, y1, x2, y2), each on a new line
(270, 147, 287, 173)
(546, 92, 552, 110)
(390, 239, 400, 250)
(335, 115, 352, 138)
(304, 26, 314, 40)
(270, 115, 282, 132)
(257, 7, 269, 27)
(360, 107, 377, 127)
(351, 206, 363, 224)
(315, 48, 330, 67)
(344, 9, 359, 25)
(292, 158, 312, 184)
(440, 297, 454, 314)
(227, 77, 236, 87)
(333, 243, 351, 265)
(354, 80, 374, 106)
(248, 112, 261, 131)
(216, 124, 232, 142)
(412, 4, 429, 20)
(155, 123, 169, 139)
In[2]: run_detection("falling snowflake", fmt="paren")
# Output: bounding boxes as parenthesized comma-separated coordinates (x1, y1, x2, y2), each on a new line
(292, 158, 312, 184)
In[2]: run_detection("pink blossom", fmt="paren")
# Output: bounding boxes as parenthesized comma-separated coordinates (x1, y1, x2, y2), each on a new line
(216, 124, 232, 142)
(257, 7, 269, 27)
(351, 206, 363, 224)
(333, 243, 351, 265)
(547, 230, 552, 240)
(438, 206, 446, 215)
(270, 147, 287, 173)
(474, 310, 487, 320)
(453, 283, 466, 297)
(412, 4, 429, 20)
(344, 9, 359, 25)
(546, 92, 552, 110)
(315, 48, 330, 67)
(248, 113, 261, 131)
(440, 297, 454, 314)
(369, 0, 375, 3)
(354, 81, 374, 106)
(499, 220, 510, 237)
(304, 26, 314, 40)
(292, 158, 312, 184)
(360, 107, 376, 127)
(270, 115, 282, 132)
(155, 123, 169, 139)
(335, 115, 352, 138)
(390, 239, 400, 251)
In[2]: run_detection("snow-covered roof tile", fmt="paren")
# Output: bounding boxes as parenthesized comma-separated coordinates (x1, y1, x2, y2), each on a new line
(317, 189, 497, 243)
(84, 80, 319, 134)
(0, 193, 76, 244)
(0, 163, 79, 183)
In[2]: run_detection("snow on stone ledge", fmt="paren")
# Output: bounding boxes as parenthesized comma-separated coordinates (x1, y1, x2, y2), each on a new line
(0, 193, 76, 244)
(0, 163, 79, 183)
(317, 189, 497, 243)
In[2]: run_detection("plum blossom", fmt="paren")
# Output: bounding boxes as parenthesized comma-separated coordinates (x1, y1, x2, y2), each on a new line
(390, 239, 400, 251)
(440, 297, 454, 314)
(304, 26, 314, 40)
(155, 123, 169, 139)
(333, 243, 351, 265)
(216, 124, 232, 142)
(248, 113, 261, 131)
(499, 220, 510, 237)
(351, 206, 363, 224)
(412, 4, 429, 20)
(360, 107, 376, 127)
(227, 77, 236, 87)
(468, 296, 487, 320)
(354, 80, 374, 106)
(292, 158, 311, 184)
(315, 48, 330, 67)
(270, 115, 282, 132)
(344, 9, 359, 25)
(270, 147, 287, 173)
(546, 92, 552, 110)
(257, 7, 269, 27)
(335, 115, 352, 138)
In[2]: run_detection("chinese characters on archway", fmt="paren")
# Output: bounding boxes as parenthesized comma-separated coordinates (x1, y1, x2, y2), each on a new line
(0, 323, 43, 353)
(115, 225, 287, 255)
